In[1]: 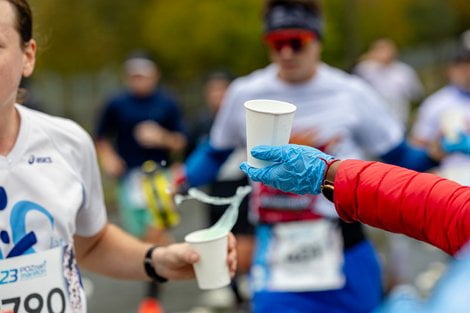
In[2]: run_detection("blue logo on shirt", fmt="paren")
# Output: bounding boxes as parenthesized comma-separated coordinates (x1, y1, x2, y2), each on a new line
(28, 155, 53, 164)
(0, 186, 55, 259)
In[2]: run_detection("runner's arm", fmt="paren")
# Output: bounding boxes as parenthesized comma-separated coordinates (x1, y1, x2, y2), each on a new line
(184, 139, 234, 187)
(379, 140, 439, 172)
(95, 138, 127, 178)
(73, 223, 237, 280)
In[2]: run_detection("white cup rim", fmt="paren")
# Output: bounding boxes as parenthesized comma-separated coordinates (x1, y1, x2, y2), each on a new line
(184, 229, 229, 243)
(244, 99, 296, 115)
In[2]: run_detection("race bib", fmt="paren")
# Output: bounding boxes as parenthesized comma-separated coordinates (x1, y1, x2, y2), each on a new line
(0, 245, 84, 313)
(267, 220, 345, 291)
(252, 183, 321, 224)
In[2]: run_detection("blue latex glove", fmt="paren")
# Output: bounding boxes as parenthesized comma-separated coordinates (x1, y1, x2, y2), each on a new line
(441, 131, 470, 155)
(239, 144, 334, 194)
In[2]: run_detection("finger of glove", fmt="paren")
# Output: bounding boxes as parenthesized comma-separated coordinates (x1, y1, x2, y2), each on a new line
(251, 145, 286, 162)
(240, 162, 265, 182)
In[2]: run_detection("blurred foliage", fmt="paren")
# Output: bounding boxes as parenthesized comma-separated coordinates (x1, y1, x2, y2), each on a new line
(323, 0, 470, 68)
(32, 0, 146, 72)
(31, 0, 470, 81)
(141, 0, 267, 81)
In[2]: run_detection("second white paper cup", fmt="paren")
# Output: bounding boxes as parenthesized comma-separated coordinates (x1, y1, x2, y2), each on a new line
(244, 99, 296, 168)
(184, 229, 230, 290)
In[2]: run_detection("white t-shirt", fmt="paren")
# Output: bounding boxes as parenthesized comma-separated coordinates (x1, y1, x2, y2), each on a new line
(211, 63, 403, 217)
(412, 85, 470, 183)
(354, 60, 423, 124)
(0, 105, 107, 311)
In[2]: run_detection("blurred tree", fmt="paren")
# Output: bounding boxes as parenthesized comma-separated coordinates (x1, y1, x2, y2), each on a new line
(406, 0, 456, 44)
(322, 0, 470, 69)
(32, 0, 145, 73)
(449, 0, 470, 32)
(29, 0, 470, 80)
(322, 0, 363, 69)
(141, 0, 268, 82)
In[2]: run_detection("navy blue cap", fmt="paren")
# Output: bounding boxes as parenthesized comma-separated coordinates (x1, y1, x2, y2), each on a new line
(264, 4, 322, 38)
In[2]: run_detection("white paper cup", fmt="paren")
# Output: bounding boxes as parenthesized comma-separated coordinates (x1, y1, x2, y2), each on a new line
(244, 99, 296, 168)
(184, 229, 230, 290)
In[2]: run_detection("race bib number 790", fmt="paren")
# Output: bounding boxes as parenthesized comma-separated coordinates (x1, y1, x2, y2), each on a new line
(0, 246, 83, 313)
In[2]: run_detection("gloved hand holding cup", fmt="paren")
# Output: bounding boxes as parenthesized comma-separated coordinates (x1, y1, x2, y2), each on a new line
(240, 144, 334, 195)
(244, 99, 296, 168)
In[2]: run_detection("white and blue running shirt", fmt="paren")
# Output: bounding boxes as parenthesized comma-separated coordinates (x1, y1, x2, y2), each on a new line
(0, 105, 107, 311)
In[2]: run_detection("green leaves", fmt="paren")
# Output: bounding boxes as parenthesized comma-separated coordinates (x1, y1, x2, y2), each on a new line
(31, 0, 470, 77)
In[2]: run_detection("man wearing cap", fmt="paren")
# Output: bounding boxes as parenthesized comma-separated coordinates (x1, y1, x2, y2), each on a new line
(96, 52, 186, 178)
(95, 51, 187, 313)
(181, 1, 462, 312)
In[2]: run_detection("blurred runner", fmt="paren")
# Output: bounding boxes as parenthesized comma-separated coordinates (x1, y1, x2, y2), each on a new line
(354, 38, 424, 126)
(411, 30, 470, 185)
(354, 38, 426, 291)
(95, 51, 187, 313)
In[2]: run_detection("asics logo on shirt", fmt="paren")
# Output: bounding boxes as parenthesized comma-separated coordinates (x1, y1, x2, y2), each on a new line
(28, 155, 53, 164)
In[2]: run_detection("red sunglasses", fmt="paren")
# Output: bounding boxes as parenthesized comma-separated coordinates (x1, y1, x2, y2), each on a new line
(264, 30, 316, 53)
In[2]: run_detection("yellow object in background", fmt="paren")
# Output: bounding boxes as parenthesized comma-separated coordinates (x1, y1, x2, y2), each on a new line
(141, 160, 180, 229)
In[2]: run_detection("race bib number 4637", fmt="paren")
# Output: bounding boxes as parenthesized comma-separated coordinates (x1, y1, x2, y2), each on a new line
(0, 246, 83, 313)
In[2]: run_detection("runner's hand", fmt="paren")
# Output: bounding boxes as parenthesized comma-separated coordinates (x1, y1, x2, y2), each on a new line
(134, 121, 169, 148)
(240, 144, 334, 195)
(441, 131, 470, 155)
(151, 233, 237, 280)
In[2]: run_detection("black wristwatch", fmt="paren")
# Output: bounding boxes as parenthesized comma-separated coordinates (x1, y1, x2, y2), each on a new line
(144, 246, 168, 283)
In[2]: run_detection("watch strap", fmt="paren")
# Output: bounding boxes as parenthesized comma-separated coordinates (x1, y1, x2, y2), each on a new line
(144, 246, 168, 283)
(320, 158, 340, 202)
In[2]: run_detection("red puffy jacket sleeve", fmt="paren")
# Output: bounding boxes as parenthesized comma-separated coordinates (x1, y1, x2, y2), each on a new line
(334, 160, 470, 255)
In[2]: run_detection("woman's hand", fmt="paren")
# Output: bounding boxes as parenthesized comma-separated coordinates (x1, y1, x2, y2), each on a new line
(152, 233, 237, 280)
